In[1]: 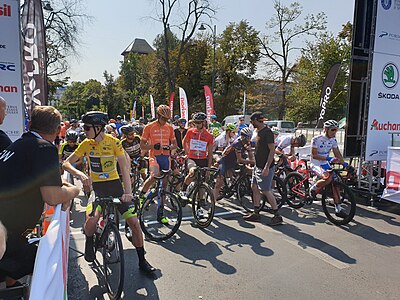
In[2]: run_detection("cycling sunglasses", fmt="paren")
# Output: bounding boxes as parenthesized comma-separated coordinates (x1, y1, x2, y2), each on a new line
(83, 124, 92, 131)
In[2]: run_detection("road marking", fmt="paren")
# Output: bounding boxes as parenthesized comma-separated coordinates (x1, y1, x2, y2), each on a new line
(69, 207, 244, 235)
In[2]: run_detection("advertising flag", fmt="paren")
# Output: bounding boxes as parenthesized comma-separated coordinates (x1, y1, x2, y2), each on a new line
(179, 87, 189, 121)
(204, 85, 214, 123)
(0, 0, 25, 141)
(169, 92, 174, 118)
(30, 204, 70, 299)
(21, 0, 48, 118)
(316, 63, 341, 128)
(242, 91, 246, 115)
(150, 95, 155, 119)
(131, 100, 136, 120)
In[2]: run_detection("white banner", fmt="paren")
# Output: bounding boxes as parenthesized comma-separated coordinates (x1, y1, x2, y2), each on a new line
(0, 0, 25, 141)
(150, 94, 155, 119)
(179, 87, 189, 122)
(365, 53, 400, 160)
(30, 204, 70, 299)
(365, 1, 400, 161)
(382, 147, 400, 203)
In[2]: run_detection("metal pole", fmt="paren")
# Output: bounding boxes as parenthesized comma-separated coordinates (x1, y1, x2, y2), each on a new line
(212, 25, 216, 99)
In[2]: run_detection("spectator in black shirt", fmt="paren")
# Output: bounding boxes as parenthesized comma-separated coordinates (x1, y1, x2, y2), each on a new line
(243, 112, 283, 225)
(174, 117, 187, 150)
(0, 96, 12, 151)
(0, 106, 79, 288)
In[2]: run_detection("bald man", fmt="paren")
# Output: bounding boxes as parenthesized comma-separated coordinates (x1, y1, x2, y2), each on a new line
(0, 96, 12, 151)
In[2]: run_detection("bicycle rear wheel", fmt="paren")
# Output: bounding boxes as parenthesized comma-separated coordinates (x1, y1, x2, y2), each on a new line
(321, 181, 356, 226)
(101, 223, 124, 300)
(139, 191, 182, 241)
(260, 176, 287, 211)
(192, 183, 215, 228)
(284, 172, 307, 209)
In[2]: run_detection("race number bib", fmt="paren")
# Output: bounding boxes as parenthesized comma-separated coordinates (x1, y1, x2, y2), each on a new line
(190, 139, 207, 151)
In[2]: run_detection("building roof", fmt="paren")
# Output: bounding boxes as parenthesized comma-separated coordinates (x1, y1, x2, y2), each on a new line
(121, 38, 154, 56)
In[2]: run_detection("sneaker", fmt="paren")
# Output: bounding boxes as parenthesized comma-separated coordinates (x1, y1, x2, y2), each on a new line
(157, 216, 171, 225)
(335, 210, 348, 218)
(196, 208, 207, 220)
(269, 215, 283, 226)
(243, 212, 261, 222)
(139, 260, 156, 274)
(84, 237, 96, 262)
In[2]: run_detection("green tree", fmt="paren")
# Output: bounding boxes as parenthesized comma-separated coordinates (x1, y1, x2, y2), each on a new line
(286, 26, 352, 123)
(58, 81, 85, 119)
(214, 20, 261, 117)
(260, 0, 326, 119)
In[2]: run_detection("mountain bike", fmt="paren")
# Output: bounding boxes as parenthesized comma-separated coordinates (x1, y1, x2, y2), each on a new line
(284, 160, 356, 226)
(89, 196, 130, 300)
(139, 170, 182, 242)
(169, 166, 216, 228)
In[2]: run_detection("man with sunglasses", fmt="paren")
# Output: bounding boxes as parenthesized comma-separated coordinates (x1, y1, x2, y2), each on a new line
(244, 112, 283, 225)
(139, 105, 178, 223)
(309, 119, 347, 217)
(63, 111, 155, 273)
(213, 127, 255, 201)
(174, 117, 188, 150)
(275, 133, 307, 166)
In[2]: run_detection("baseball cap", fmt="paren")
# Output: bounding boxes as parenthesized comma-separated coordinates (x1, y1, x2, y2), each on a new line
(250, 112, 267, 121)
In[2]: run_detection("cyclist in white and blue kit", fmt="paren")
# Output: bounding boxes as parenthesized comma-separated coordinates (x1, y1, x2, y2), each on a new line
(310, 119, 347, 218)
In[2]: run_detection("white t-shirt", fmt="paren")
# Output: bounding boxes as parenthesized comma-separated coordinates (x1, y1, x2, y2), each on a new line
(310, 135, 338, 166)
(276, 134, 294, 152)
(213, 132, 232, 151)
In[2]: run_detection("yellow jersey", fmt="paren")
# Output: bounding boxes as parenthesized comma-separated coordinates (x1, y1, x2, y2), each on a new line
(74, 134, 124, 182)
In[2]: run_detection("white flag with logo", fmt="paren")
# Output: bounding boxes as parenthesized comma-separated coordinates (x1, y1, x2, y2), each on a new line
(29, 204, 70, 300)
(179, 87, 189, 122)
(150, 95, 155, 119)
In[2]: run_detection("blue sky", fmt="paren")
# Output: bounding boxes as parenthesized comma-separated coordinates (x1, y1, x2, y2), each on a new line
(67, 0, 355, 83)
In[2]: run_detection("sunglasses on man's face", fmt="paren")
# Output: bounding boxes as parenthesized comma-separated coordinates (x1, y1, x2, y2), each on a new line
(329, 128, 338, 132)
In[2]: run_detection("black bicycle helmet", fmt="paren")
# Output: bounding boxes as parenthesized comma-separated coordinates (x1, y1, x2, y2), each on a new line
(192, 112, 207, 121)
(82, 111, 108, 126)
(323, 119, 339, 129)
(78, 131, 86, 142)
(121, 124, 135, 135)
(66, 130, 78, 141)
(296, 134, 307, 147)
(133, 124, 144, 135)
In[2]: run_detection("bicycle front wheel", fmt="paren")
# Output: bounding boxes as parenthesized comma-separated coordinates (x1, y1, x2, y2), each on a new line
(139, 191, 182, 241)
(101, 223, 124, 300)
(321, 181, 356, 226)
(284, 172, 307, 209)
(192, 183, 215, 228)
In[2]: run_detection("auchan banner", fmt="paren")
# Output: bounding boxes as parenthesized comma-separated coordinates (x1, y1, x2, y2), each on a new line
(0, 0, 25, 141)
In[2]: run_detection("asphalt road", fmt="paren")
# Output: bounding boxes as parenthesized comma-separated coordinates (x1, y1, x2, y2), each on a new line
(67, 191, 400, 300)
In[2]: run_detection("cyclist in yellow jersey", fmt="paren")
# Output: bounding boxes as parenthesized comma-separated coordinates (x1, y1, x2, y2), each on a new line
(63, 111, 155, 273)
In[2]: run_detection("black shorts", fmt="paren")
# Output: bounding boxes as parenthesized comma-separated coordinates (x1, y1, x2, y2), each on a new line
(91, 180, 136, 219)
(187, 158, 208, 169)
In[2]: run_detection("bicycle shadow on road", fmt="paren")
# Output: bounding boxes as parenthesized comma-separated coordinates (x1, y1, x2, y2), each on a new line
(278, 206, 332, 226)
(155, 230, 237, 275)
(120, 249, 161, 299)
(205, 219, 274, 257)
(266, 221, 357, 265)
(341, 206, 400, 247)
